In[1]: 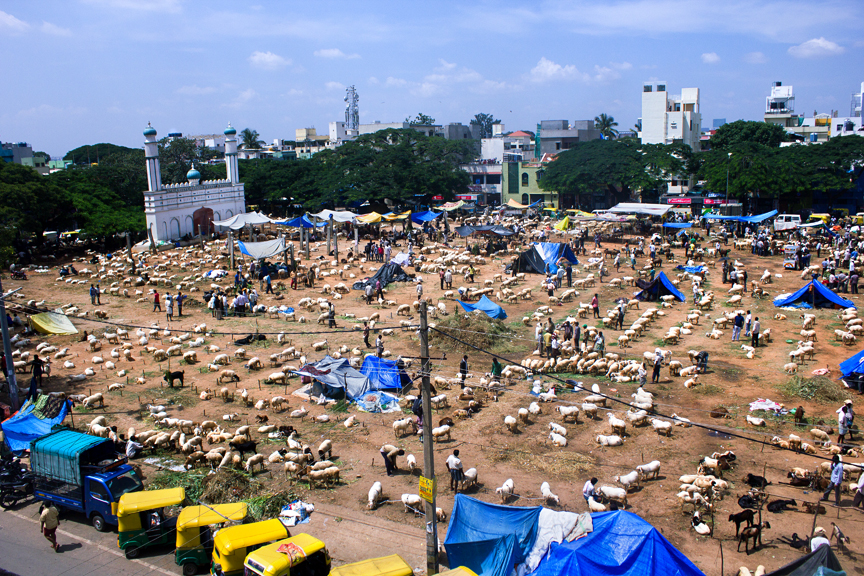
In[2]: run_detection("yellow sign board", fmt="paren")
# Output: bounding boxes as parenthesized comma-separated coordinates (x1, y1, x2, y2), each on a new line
(419, 476, 435, 504)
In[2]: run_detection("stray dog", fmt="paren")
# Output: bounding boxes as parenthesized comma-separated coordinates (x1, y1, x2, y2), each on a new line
(831, 522, 850, 549)
(163, 370, 184, 388)
(793, 405, 805, 425)
(255, 414, 269, 424)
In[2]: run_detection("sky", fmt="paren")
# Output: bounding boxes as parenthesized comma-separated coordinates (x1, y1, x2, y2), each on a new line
(2, 0, 863, 159)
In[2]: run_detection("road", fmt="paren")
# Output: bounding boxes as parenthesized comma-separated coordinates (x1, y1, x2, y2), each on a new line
(1, 499, 430, 576)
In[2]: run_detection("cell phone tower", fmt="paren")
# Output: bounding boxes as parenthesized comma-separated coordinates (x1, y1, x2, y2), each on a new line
(345, 85, 359, 132)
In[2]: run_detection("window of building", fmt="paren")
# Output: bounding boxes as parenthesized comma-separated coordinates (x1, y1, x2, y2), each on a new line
(521, 194, 529, 205)
(657, 84, 666, 92)
(674, 103, 681, 112)
(643, 85, 653, 93)
(670, 122, 678, 129)
(555, 142, 561, 150)
(521, 173, 529, 186)
(487, 175, 501, 184)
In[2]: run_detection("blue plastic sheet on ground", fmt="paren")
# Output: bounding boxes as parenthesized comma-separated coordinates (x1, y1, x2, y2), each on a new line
(457, 295, 508, 319)
(356, 391, 402, 413)
(675, 265, 706, 273)
(663, 222, 692, 228)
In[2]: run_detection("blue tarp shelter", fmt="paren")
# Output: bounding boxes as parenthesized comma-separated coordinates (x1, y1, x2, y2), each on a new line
(293, 356, 374, 401)
(773, 280, 856, 309)
(534, 242, 579, 273)
(663, 222, 692, 229)
(702, 210, 778, 224)
(411, 210, 442, 224)
(2, 396, 70, 452)
(277, 215, 324, 228)
(360, 356, 409, 392)
(533, 511, 705, 576)
(457, 295, 508, 319)
(840, 349, 864, 378)
(634, 272, 686, 302)
(444, 495, 542, 576)
(238, 238, 288, 259)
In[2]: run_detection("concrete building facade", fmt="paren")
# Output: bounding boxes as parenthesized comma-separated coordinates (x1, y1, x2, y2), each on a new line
(765, 81, 864, 143)
(142, 123, 246, 243)
(536, 120, 601, 156)
(639, 82, 702, 150)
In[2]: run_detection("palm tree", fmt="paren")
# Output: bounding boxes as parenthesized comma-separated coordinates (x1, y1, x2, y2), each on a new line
(633, 119, 642, 133)
(594, 113, 619, 139)
(240, 128, 265, 150)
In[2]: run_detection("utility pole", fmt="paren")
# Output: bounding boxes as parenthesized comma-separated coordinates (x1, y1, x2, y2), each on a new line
(228, 230, 235, 270)
(0, 280, 21, 410)
(419, 301, 439, 574)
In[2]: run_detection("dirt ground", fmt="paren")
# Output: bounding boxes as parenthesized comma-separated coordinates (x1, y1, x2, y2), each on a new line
(3, 225, 864, 576)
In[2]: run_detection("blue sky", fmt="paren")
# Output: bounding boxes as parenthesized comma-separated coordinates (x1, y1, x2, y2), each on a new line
(2, 0, 862, 159)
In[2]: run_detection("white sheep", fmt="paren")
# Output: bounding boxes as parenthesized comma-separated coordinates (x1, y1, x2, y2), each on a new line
(650, 418, 673, 436)
(540, 481, 560, 505)
(613, 470, 641, 491)
(393, 418, 416, 437)
(431, 425, 451, 443)
(549, 432, 567, 447)
(368, 481, 383, 509)
(496, 478, 514, 503)
(504, 415, 518, 433)
(595, 434, 623, 446)
(401, 494, 422, 513)
(548, 422, 567, 437)
(636, 460, 661, 480)
(244, 454, 266, 473)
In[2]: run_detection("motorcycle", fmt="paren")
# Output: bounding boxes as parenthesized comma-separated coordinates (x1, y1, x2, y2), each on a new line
(10, 270, 27, 280)
(0, 476, 34, 509)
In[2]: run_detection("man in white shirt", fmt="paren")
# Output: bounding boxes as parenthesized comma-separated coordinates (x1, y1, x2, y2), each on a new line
(583, 477, 597, 503)
(446, 449, 464, 493)
(810, 527, 830, 552)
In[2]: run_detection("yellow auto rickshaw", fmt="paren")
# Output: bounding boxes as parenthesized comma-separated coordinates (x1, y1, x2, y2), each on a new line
(211, 518, 291, 576)
(117, 487, 186, 559)
(176, 503, 247, 576)
(329, 554, 413, 576)
(243, 534, 330, 576)
(436, 569, 479, 576)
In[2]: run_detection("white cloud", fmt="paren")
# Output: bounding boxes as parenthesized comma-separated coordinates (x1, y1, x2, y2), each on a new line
(701, 52, 720, 64)
(313, 48, 360, 59)
(41, 22, 72, 37)
(368, 76, 380, 84)
(592, 65, 620, 82)
(222, 88, 257, 109)
(325, 81, 345, 91)
(385, 77, 407, 88)
(436, 59, 457, 71)
(176, 85, 217, 96)
(744, 51, 767, 64)
(528, 57, 584, 82)
(0, 11, 29, 33)
(788, 37, 845, 58)
(610, 61, 632, 70)
(248, 51, 290, 70)
(81, 0, 181, 12)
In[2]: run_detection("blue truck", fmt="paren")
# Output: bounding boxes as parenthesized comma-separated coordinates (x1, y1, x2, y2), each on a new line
(31, 429, 143, 531)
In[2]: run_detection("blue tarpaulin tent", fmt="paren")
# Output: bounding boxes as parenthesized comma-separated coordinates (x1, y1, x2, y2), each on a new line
(2, 396, 70, 452)
(411, 210, 442, 224)
(276, 215, 325, 228)
(293, 356, 374, 401)
(534, 242, 579, 273)
(634, 272, 686, 302)
(773, 280, 856, 310)
(533, 510, 705, 576)
(839, 349, 864, 378)
(702, 210, 778, 224)
(444, 495, 542, 576)
(360, 356, 409, 392)
(663, 222, 692, 229)
(457, 295, 508, 319)
(238, 238, 288, 259)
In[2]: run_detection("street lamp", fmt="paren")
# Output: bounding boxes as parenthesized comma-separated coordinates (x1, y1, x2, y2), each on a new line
(724, 152, 732, 212)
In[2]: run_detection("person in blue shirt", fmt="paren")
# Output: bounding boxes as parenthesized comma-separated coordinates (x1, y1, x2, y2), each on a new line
(821, 455, 844, 506)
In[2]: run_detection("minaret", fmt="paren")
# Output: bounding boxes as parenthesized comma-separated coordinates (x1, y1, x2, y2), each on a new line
(143, 123, 162, 192)
(224, 124, 239, 184)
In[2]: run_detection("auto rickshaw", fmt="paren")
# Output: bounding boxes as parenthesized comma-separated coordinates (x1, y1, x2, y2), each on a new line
(436, 569, 479, 576)
(117, 487, 185, 559)
(242, 534, 330, 576)
(329, 554, 413, 576)
(175, 502, 248, 576)
(211, 518, 291, 576)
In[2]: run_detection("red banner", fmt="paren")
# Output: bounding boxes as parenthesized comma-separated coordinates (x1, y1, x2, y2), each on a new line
(667, 198, 691, 204)
(432, 196, 444, 200)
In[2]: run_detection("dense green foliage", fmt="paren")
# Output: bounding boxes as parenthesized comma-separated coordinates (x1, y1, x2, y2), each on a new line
(406, 113, 436, 126)
(470, 113, 501, 139)
(594, 113, 619, 139)
(64, 142, 138, 162)
(709, 120, 787, 150)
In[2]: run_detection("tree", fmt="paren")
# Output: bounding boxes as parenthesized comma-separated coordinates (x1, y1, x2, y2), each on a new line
(470, 113, 501, 138)
(63, 143, 138, 164)
(594, 113, 619, 139)
(405, 113, 436, 126)
(240, 128, 265, 150)
(709, 120, 786, 150)
(633, 119, 642, 133)
(33, 151, 51, 161)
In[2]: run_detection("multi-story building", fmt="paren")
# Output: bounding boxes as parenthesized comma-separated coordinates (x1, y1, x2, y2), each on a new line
(639, 82, 702, 150)
(764, 81, 863, 143)
(0, 141, 33, 164)
(500, 155, 561, 208)
(536, 120, 601, 156)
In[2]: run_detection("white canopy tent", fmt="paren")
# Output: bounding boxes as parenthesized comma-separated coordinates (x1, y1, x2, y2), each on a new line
(312, 209, 359, 223)
(213, 211, 276, 230)
(609, 203, 673, 217)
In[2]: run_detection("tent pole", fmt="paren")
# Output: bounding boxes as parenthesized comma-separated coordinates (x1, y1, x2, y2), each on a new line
(229, 230, 235, 270)
(305, 224, 310, 260)
(419, 301, 439, 574)
(327, 218, 332, 254)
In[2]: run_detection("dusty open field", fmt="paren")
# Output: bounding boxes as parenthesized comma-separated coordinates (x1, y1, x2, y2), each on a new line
(3, 224, 864, 575)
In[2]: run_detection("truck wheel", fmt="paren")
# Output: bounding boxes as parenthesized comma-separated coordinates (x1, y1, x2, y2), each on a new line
(125, 546, 140, 560)
(0, 494, 18, 509)
(182, 562, 198, 576)
(91, 514, 106, 532)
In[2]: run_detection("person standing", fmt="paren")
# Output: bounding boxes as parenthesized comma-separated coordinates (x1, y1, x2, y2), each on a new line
(153, 290, 161, 312)
(363, 322, 371, 348)
(459, 355, 469, 388)
(582, 477, 597, 504)
(844, 399, 855, 440)
(95, 284, 101, 305)
(89, 284, 97, 305)
(176, 290, 184, 317)
(591, 294, 599, 318)
(572, 323, 581, 352)
(365, 283, 373, 305)
(165, 293, 173, 323)
(615, 305, 625, 330)
(375, 279, 383, 302)
(328, 303, 336, 328)
(376, 334, 384, 358)
(744, 310, 752, 338)
(379, 444, 404, 477)
(446, 449, 464, 493)
(536, 323, 544, 356)
(416, 281, 423, 300)
(445, 269, 453, 290)
(837, 403, 851, 445)
(731, 312, 743, 342)
(652, 348, 663, 384)
(40, 502, 60, 551)
(821, 455, 844, 506)
(751, 317, 761, 348)
(638, 362, 647, 387)
(264, 273, 273, 294)
(566, 263, 572, 287)
(439, 269, 445, 290)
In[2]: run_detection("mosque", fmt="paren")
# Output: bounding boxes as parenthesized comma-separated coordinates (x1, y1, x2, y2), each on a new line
(142, 123, 246, 243)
